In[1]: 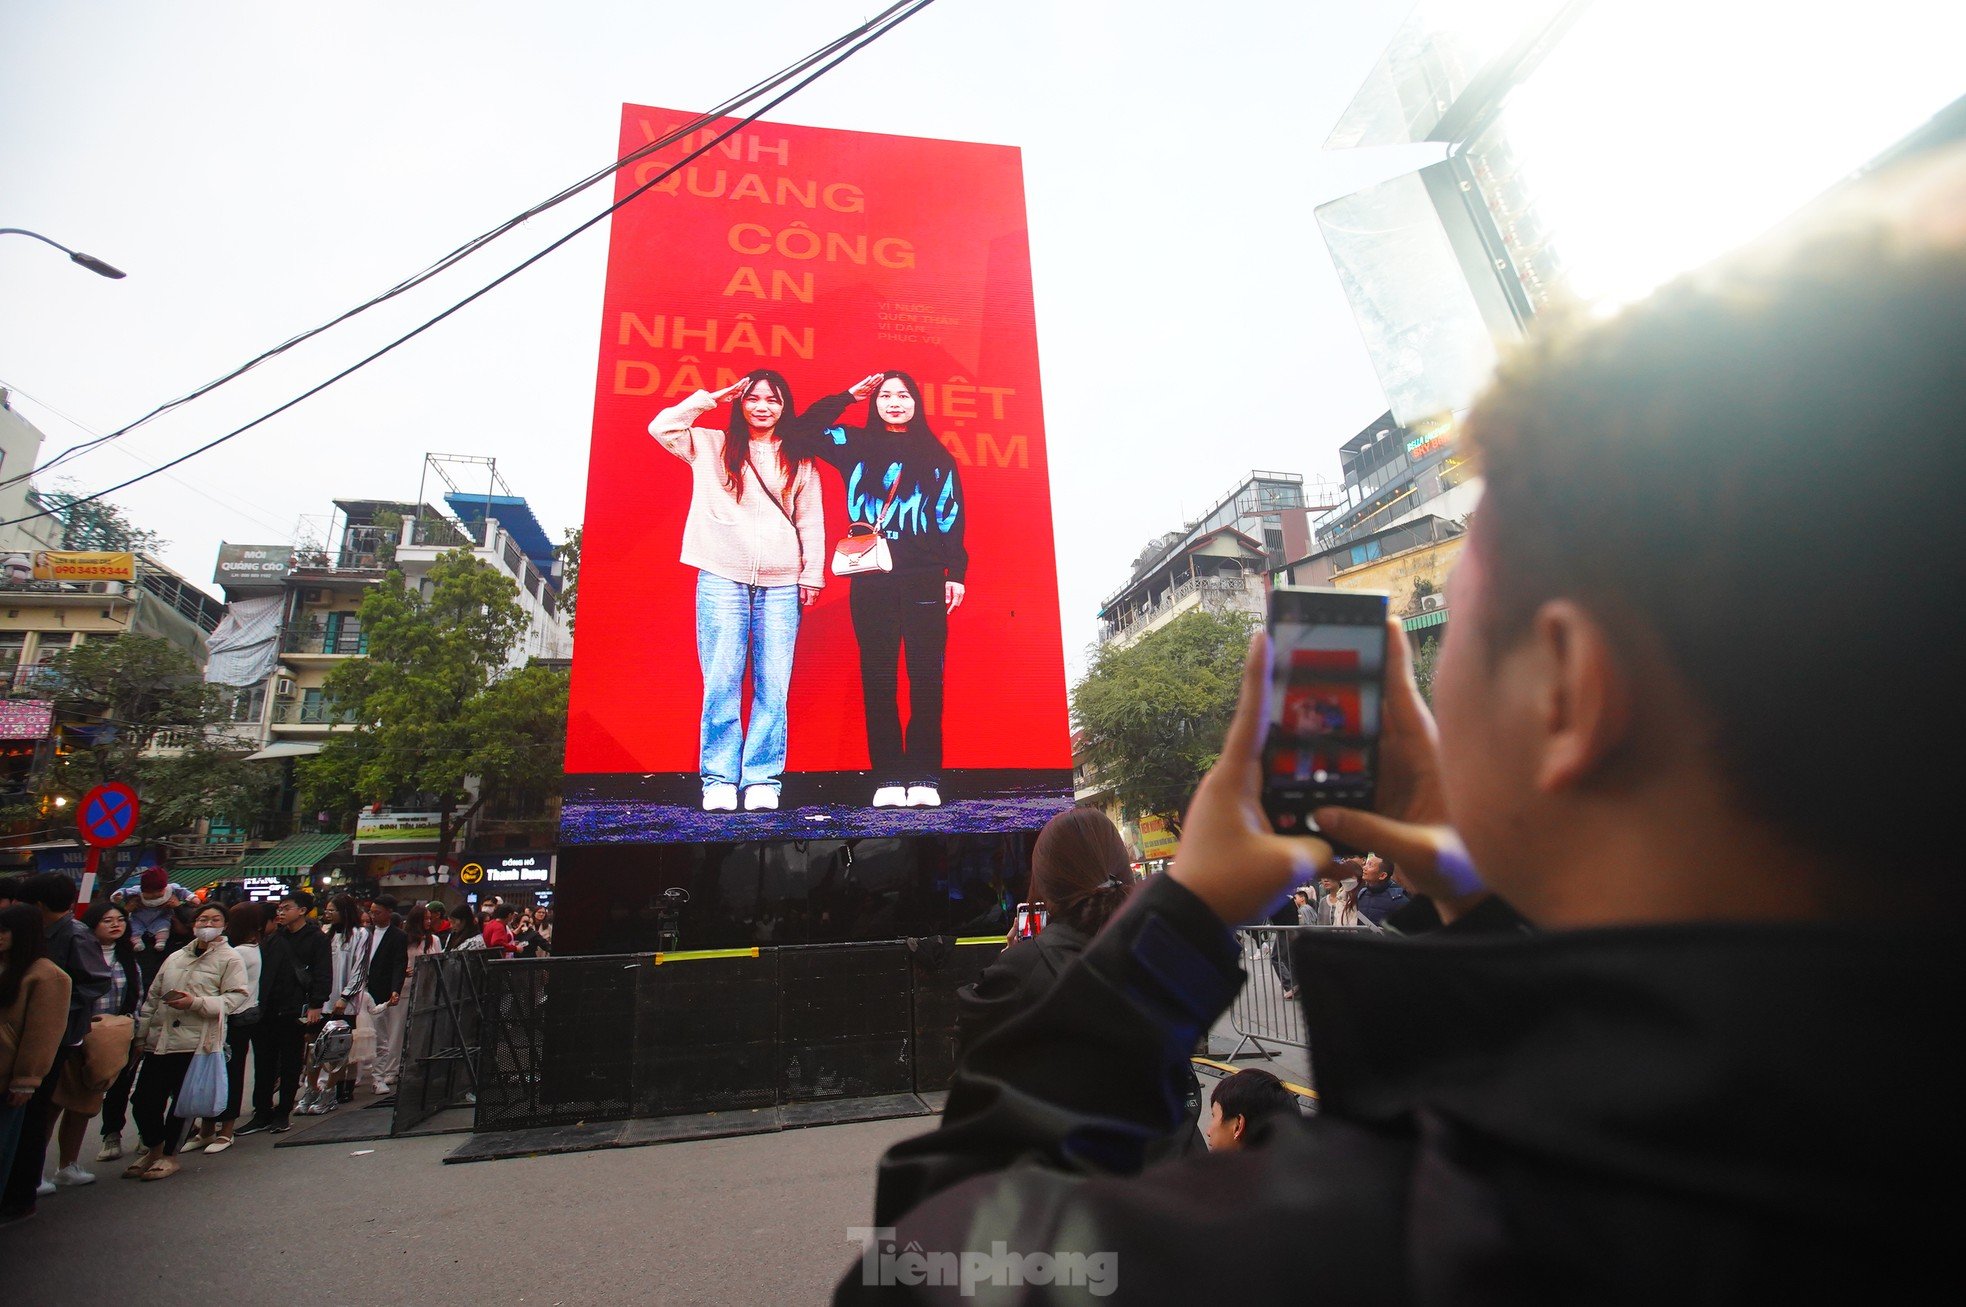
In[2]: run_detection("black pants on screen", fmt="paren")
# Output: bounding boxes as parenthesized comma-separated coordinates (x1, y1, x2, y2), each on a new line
(850, 570, 948, 786)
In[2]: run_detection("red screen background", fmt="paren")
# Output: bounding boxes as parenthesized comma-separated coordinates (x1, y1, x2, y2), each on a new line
(567, 106, 1071, 776)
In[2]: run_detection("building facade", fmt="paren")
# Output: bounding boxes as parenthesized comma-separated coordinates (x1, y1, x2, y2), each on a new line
(1095, 471, 1323, 650)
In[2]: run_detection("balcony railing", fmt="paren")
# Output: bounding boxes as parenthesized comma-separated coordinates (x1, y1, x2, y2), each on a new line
(1099, 573, 1267, 645)
(281, 627, 367, 656)
(272, 701, 357, 725)
(7, 662, 62, 695)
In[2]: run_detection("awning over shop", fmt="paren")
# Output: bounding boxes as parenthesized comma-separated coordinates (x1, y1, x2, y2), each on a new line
(243, 741, 324, 762)
(111, 864, 242, 895)
(1402, 607, 1449, 632)
(235, 833, 350, 876)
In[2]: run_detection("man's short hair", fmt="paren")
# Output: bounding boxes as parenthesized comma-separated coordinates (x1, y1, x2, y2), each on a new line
(1211, 1069, 1298, 1128)
(281, 890, 315, 912)
(1461, 145, 1966, 868)
(16, 871, 80, 913)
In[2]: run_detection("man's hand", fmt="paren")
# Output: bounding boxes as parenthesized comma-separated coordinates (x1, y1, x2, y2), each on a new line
(1170, 632, 1329, 924)
(1312, 617, 1487, 920)
(303, 1008, 322, 1024)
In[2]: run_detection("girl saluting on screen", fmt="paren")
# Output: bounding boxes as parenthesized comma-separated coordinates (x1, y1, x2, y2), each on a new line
(785, 370, 969, 809)
(649, 370, 878, 812)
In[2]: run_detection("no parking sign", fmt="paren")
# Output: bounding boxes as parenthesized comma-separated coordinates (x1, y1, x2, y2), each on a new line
(76, 781, 141, 903)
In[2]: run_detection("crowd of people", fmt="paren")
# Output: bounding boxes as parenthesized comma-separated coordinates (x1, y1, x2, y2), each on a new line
(0, 867, 547, 1223)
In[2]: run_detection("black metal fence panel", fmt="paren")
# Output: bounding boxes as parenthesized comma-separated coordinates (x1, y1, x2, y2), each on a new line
(635, 953, 778, 1118)
(779, 944, 914, 1102)
(393, 950, 488, 1135)
(441, 936, 1008, 1132)
(908, 939, 998, 1093)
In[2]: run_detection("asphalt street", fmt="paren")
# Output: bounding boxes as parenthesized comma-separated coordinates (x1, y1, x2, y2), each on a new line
(4, 1107, 925, 1306)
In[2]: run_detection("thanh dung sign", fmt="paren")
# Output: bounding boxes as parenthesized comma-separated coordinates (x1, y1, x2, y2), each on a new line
(457, 851, 554, 887)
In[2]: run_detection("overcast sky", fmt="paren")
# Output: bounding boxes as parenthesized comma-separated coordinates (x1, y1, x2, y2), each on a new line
(1, 0, 1440, 674)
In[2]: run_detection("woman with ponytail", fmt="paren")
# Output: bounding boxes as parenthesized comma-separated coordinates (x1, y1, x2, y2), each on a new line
(954, 807, 1204, 1155)
(956, 808, 1136, 1053)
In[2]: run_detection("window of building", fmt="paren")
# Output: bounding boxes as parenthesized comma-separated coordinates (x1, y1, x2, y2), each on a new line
(323, 611, 365, 655)
(227, 683, 267, 723)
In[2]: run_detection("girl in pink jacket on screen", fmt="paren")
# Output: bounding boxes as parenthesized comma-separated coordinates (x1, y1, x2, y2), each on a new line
(650, 371, 880, 812)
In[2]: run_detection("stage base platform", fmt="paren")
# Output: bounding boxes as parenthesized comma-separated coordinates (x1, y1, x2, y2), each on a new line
(443, 1092, 939, 1164)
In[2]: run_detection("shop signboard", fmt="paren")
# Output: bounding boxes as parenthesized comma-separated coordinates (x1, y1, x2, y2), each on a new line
(213, 543, 294, 586)
(354, 811, 444, 852)
(0, 550, 138, 583)
(0, 699, 54, 740)
(456, 851, 554, 887)
(242, 876, 292, 903)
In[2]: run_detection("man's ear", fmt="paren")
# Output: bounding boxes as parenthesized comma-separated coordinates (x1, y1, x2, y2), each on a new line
(1529, 600, 1634, 794)
(1231, 1114, 1247, 1143)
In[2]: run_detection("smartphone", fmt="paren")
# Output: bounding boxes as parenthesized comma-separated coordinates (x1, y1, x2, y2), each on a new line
(1012, 902, 1047, 939)
(1261, 586, 1390, 840)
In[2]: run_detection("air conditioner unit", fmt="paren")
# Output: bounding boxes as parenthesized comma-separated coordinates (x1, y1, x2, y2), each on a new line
(1418, 593, 1447, 612)
(275, 676, 297, 699)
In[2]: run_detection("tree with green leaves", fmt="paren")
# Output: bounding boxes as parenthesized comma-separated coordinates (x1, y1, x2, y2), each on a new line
(1071, 607, 1259, 835)
(28, 635, 275, 840)
(1411, 633, 1440, 706)
(556, 526, 580, 632)
(30, 483, 167, 554)
(298, 550, 568, 862)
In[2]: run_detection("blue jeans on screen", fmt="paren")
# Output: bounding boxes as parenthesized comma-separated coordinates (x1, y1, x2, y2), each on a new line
(696, 571, 801, 793)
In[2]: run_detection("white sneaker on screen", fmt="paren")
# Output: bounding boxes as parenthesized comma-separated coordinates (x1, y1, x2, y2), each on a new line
(742, 786, 779, 811)
(904, 786, 942, 808)
(871, 786, 907, 808)
(702, 783, 738, 812)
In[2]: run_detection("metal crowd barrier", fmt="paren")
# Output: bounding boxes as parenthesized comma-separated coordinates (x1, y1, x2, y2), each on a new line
(461, 936, 1002, 1133)
(1227, 924, 1378, 1062)
(392, 950, 490, 1135)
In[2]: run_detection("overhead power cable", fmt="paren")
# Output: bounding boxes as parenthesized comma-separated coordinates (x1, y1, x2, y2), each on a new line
(1, 0, 932, 496)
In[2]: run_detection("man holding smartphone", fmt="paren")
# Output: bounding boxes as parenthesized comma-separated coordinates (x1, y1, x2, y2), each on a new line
(838, 146, 1964, 1301)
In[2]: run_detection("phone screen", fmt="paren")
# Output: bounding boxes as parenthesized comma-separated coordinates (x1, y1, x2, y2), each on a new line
(1262, 588, 1388, 833)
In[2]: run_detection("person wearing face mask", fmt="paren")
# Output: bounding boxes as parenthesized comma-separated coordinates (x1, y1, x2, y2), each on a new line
(649, 370, 875, 814)
(123, 902, 248, 1181)
(784, 370, 969, 810)
(185, 902, 263, 1154)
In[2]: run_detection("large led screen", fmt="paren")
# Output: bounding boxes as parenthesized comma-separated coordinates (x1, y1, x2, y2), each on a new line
(563, 106, 1072, 844)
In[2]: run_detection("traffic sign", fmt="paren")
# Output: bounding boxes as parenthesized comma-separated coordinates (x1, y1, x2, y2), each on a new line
(78, 782, 141, 849)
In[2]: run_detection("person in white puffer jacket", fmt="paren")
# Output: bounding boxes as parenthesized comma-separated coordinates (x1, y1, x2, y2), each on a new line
(123, 902, 248, 1181)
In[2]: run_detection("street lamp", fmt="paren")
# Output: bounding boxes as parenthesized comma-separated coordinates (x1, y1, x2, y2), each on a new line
(0, 227, 127, 279)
